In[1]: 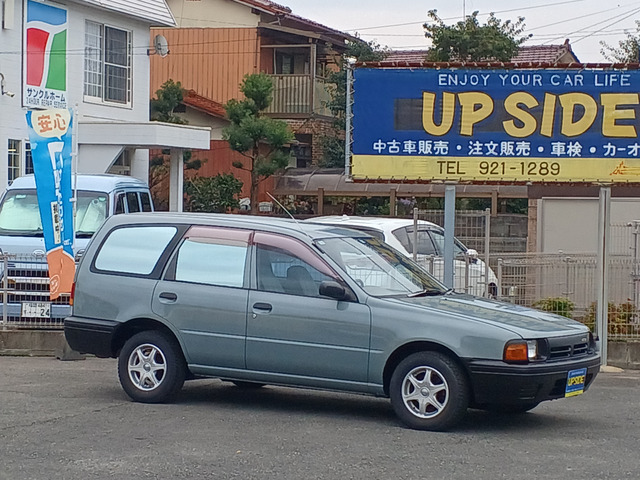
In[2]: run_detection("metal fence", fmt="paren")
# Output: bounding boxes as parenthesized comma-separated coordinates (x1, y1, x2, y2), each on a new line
(492, 252, 640, 340)
(3, 218, 640, 340)
(0, 253, 71, 330)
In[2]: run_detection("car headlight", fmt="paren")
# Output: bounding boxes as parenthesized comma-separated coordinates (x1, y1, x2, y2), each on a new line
(504, 340, 541, 363)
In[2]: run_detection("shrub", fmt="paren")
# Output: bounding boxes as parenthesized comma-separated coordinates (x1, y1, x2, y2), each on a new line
(531, 297, 575, 318)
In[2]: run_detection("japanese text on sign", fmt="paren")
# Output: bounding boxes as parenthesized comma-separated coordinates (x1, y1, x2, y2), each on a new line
(351, 68, 640, 182)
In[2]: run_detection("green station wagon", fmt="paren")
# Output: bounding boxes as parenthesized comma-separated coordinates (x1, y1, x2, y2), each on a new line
(64, 213, 600, 431)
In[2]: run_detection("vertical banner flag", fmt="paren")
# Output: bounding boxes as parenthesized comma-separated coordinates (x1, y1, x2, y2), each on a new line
(25, 109, 75, 300)
(23, 0, 68, 109)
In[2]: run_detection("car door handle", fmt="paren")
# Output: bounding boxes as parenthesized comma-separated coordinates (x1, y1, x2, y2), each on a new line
(159, 292, 178, 302)
(252, 302, 272, 313)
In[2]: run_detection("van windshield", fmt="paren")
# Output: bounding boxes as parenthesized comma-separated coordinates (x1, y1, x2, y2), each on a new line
(0, 190, 108, 237)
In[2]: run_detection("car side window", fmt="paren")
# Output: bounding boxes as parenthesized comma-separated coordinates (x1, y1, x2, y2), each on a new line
(428, 230, 466, 256)
(127, 192, 140, 213)
(140, 192, 152, 212)
(114, 193, 125, 214)
(399, 227, 438, 256)
(94, 226, 178, 274)
(254, 232, 338, 297)
(174, 227, 250, 288)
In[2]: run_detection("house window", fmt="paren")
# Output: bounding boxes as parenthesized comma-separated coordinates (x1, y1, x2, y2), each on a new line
(25, 142, 33, 175)
(7, 140, 21, 184)
(84, 21, 132, 105)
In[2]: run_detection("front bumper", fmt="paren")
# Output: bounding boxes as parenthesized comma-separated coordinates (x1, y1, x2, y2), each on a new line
(464, 354, 601, 406)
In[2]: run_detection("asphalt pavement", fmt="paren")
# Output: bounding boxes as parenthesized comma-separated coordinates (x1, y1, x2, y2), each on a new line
(0, 356, 639, 480)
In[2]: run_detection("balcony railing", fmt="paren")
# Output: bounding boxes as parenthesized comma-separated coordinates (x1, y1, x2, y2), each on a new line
(265, 74, 333, 117)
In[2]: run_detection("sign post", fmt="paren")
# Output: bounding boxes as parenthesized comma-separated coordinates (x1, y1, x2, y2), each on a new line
(596, 185, 611, 366)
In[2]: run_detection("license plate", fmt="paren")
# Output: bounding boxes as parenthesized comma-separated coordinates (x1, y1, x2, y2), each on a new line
(21, 302, 51, 319)
(565, 368, 587, 397)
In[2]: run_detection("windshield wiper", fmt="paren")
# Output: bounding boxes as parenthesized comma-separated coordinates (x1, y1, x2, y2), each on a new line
(407, 288, 447, 298)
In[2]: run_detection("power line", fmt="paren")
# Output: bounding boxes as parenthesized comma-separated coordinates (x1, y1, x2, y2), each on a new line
(344, 0, 589, 31)
(541, 4, 640, 44)
(573, 6, 640, 44)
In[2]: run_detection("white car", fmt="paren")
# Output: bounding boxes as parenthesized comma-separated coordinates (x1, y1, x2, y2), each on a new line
(307, 215, 498, 297)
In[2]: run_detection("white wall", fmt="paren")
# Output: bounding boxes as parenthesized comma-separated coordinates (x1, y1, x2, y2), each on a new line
(0, 0, 27, 187)
(0, 0, 156, 186)
(538, 197, 640, 254)
(167, 0, 259, 28)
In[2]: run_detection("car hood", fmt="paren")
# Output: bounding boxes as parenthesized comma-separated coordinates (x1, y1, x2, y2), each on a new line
(385, 292, 589, 337)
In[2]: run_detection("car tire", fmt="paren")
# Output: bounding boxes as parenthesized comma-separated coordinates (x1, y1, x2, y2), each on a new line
(118, 330, 186, 403)
(390, 351, 469, 431)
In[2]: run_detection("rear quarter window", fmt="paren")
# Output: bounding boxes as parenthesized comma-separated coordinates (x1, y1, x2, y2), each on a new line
(94, 226, 177, 274)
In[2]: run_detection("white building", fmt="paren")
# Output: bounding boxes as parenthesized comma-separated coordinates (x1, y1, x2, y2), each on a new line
(0, 0, 209, 209)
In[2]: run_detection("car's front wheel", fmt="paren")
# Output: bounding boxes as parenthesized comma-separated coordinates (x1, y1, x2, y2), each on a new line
(390, 351, 469, 431)
(118, 331, 186, 403)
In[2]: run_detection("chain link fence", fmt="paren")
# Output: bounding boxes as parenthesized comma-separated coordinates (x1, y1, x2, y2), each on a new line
(2, 217, 640, 340)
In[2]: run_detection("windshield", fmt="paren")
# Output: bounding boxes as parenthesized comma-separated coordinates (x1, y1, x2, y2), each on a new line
(0, 190, 108, 237)
(315, 236, 447, 297)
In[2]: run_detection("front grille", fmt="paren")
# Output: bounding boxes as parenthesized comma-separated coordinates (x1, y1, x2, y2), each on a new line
(549, 342, 589, 359)
(547, 334, 594, 360)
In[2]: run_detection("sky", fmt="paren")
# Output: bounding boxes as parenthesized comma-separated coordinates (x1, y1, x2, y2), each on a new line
(279, 0, 640, 62)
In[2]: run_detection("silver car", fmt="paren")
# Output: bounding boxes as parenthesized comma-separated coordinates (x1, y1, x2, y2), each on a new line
(65, 213, 599, 431)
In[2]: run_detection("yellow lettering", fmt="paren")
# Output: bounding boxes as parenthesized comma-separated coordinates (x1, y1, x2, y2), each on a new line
(503, 92, 539, 138)
(540, 93, 556, 138)
(558, 93, 597, 137)
(569, 375, 585, 386)
(458, 92, 494, 136)
(422, 92, 455, 136)
(601, 93, 638, 138)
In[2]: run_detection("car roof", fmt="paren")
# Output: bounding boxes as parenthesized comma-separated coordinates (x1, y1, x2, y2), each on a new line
(6, 174, 149, 192)
(102, 212, 372, 242)
(306, 215, 440, 231)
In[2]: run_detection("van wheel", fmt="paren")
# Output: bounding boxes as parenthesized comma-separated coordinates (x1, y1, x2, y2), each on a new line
(118, 331, 186, 403)
(390, 352, 469, 431)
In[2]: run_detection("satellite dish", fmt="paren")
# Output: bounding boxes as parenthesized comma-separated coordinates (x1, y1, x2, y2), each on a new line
(151, 34, 169, 57)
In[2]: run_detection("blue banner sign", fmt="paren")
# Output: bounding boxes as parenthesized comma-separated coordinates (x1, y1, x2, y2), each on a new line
(352, 68, 640, 182)
(25, 108, 75, 299)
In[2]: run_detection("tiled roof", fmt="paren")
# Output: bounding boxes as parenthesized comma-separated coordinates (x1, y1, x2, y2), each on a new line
(384, 50, 429, 63)
(236, 0, 354, 42)
(182, 90, 227, 119)
(233, 0, 291, 14)
(384, 40, 579, 65)
(512, 40, 579, 63)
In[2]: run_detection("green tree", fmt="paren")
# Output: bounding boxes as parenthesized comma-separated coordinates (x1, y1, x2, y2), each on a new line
(185, 173, 243, 213)
(223, 73, 294, 212)
(601, 21, 640, 62)
(150, 79, 187, 124)
(149, 80, 198, 209)
(423, 10, 529, 62)
(319, 37, 388, 168)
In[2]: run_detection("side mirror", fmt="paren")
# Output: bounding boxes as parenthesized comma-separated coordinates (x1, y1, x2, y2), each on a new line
(466, 249, 478, 264)
(319, 280, 348, 300)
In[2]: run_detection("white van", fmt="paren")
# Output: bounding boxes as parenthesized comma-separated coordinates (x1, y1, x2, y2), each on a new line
(0, 174, 153, 324)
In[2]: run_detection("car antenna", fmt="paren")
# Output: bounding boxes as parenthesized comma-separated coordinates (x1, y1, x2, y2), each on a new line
(266, 192, 314, 241)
